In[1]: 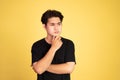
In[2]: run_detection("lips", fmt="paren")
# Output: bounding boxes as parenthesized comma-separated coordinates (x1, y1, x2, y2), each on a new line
(54, 31, 59, 34)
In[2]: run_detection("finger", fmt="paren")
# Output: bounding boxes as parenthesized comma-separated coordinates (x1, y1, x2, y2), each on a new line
(56, 35, 61, 40)
(52, 36, 56, 41)
(58, 36, 61, 40)
(53, 36, 58, 40)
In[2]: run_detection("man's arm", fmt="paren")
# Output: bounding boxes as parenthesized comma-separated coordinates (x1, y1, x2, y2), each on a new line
(47, 62, 75, 74)
(32, 36, 62, 74)
(47, 39, 76, 74)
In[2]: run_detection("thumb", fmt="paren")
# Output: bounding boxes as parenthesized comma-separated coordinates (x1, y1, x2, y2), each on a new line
(52, 36, 56, 41)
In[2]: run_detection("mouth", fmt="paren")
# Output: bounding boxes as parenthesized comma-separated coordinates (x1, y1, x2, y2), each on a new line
(54, 31, 59, 34)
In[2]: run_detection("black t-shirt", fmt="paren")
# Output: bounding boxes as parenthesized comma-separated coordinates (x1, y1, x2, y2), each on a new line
(31, 37, 76, 80)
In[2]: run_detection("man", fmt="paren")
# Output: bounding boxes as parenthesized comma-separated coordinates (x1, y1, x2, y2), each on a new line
(31, 10, 76, 80)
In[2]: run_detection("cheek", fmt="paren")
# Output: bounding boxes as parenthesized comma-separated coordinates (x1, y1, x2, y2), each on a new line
(59, 26, 62, 31)
(47, 27, 54, 33)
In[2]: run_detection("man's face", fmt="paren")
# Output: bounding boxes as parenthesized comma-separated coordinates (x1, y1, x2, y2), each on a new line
(45, 17, 62, 37)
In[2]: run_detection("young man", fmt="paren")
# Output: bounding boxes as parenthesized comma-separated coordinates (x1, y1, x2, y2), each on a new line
(31, 10, 76, 80)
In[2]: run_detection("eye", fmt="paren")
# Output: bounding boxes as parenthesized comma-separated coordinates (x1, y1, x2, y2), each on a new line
(58, 22, 62, 26)
(50, 23, 55, 26)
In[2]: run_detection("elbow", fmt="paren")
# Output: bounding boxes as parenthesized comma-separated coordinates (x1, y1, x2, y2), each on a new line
(33, 66, 43, 75)
(67, 67, 74, 73)
(66, 62, 75, 73)
(32, 62, 44, 75)
(33, 67, 43, 75)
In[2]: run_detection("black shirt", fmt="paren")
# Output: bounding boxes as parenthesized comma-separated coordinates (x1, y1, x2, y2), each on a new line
(31, 37, 76, 80)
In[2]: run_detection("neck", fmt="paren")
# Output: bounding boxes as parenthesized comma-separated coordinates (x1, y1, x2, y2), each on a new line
(45, 35, 53, 44)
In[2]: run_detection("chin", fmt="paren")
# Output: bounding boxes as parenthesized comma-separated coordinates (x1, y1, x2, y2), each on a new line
(52, 34, 59, 36)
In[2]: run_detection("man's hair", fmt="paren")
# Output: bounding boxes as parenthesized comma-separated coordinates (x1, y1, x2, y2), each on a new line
(41, 9, 64, 24)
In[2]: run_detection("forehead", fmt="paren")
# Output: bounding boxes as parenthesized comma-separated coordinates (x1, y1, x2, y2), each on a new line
(47, 17, 61, 23)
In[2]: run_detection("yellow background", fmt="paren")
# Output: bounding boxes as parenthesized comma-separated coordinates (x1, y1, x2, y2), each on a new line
(0, 0, 119, 80)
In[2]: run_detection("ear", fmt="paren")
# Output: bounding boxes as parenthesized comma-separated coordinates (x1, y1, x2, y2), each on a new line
(42, 24, 46, 29)
(42, 24, 45, 27)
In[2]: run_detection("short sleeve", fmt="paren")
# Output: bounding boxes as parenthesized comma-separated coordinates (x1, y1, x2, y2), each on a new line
(31, 43, 43, 65)
(64, 40, 76, 63)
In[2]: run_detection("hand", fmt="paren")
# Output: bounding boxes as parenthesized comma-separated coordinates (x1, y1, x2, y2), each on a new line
(51, 36, 63, 51)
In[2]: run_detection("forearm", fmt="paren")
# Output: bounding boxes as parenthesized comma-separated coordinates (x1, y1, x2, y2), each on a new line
(47, 62, 75, 74)
(32, 47, 56, 74)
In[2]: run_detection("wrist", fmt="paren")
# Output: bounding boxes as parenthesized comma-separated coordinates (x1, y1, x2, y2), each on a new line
(50, 46, 57, 52)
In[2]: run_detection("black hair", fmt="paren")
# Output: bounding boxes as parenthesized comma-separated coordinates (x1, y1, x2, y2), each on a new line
(41, 9, 64, 24)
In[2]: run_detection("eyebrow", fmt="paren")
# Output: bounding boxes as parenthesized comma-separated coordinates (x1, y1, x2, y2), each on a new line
(50, 22, 62, 24)
(58, 22, 62, 24)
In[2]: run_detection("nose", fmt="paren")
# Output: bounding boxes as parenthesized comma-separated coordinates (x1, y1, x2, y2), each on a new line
(54, 24, 59, 30)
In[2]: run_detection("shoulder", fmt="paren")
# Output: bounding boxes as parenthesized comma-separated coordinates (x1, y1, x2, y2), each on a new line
(32, 38, 45, 48)
(61, 37, 74, 45)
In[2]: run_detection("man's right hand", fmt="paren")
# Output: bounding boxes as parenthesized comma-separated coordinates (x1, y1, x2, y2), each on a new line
(51, 36, 63, 51)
